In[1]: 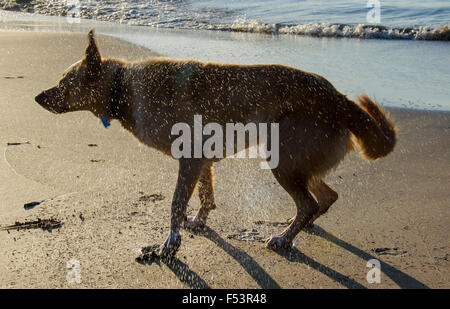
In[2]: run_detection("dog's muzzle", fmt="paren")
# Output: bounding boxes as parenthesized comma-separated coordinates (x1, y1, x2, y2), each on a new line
(35, 87, 66, 114)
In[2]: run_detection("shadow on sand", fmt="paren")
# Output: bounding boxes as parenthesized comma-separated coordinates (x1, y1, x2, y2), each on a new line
(200, 227, 372, 289)
(138, 225, 428, 289)
(303, 225, 429, 289)
(137, 253, 210, 289)
(201, 227, 281, 289)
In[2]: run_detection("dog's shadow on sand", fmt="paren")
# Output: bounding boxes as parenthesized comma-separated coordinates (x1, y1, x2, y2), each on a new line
(139, 226, 429, 289)
(137, 253, 211, 289)
(189, 227, 362, 289)
(164, 258, 211, 289)
(138, 227, 280, 289)
(202, 225, 428, 289)
(301, 225, 429, 289)
(273, 246, 366, 289)
(200, 227, 372, 289)
(200, 227, 282, 289)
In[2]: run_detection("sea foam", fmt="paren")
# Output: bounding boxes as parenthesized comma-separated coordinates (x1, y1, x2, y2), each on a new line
(1, 0, 449, 41)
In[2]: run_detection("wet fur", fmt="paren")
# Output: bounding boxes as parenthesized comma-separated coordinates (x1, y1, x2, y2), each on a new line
(35, 30, 397, 256)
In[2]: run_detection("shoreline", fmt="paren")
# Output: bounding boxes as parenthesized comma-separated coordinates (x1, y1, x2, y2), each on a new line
(0, 30, 448, 288)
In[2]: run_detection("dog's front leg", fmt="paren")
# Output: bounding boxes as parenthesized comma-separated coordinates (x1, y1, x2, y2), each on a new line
(160, 158, 205, 258)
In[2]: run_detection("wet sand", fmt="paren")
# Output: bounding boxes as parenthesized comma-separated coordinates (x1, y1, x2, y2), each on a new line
(0, 31, 448, 288)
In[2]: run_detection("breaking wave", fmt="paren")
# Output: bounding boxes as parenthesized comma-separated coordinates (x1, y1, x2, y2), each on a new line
(226, 19, 450, 41)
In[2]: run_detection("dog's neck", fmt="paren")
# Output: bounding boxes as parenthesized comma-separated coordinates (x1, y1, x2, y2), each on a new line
(102, 65, 126, 127)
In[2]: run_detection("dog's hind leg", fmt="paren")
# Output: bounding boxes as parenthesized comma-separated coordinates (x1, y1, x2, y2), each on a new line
(287, 180, 338, 227)
(160, 158, 205, 258)
(184, 163, 216, 231)
(267, 185, 319, 249)
(307, 180, 338, 226)
(267, 164, 319, 249)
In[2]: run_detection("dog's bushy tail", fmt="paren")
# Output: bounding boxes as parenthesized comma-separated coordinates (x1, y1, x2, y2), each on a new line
(347, 94, 397, 160)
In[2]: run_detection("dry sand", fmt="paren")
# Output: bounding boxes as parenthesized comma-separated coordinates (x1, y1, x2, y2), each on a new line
(0, 31, 448, 289)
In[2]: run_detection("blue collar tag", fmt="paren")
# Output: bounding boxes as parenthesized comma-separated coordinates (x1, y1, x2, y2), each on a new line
(101, 117, 111, 128)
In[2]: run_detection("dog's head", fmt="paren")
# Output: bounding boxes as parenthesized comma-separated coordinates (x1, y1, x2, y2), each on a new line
(35, 29, 111, 117)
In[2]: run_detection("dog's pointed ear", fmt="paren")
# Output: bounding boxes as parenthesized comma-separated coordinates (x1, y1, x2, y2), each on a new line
(85, 29, 102, 78)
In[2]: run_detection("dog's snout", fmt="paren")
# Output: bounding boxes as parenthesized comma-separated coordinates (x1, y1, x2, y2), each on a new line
(35, 91, 47, 105)
(35, 87, 65, 113)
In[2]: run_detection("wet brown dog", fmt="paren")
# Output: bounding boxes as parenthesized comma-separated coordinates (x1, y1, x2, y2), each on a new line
(35, 30, 397, 258)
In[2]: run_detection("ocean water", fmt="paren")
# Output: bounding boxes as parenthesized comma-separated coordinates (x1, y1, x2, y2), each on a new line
(0, 2, 449, 110)
(1, 0, 449, 40)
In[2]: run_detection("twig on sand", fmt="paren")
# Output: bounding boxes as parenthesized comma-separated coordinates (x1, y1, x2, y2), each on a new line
(0, 218, 63, 232)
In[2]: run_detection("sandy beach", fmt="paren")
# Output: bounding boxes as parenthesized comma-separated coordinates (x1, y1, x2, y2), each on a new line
(0, 31, 448, 289)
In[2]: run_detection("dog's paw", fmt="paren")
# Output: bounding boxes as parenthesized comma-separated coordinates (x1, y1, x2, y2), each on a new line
(266, 235, 292, 250)
(159, 232, 181, 259)
(184, 216, 206, 231)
